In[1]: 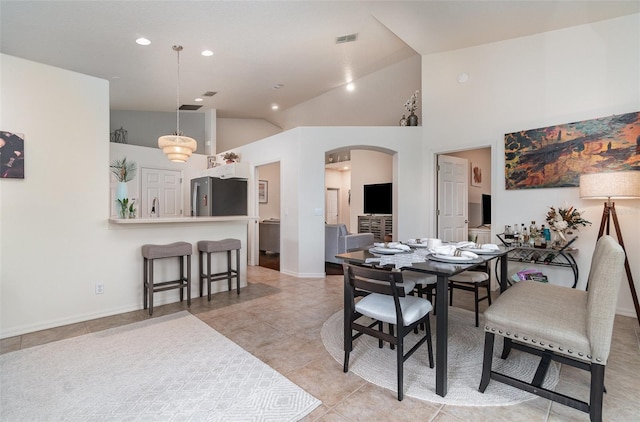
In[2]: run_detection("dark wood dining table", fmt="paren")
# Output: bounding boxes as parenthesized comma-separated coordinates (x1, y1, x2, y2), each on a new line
(335, 246, 510, 397)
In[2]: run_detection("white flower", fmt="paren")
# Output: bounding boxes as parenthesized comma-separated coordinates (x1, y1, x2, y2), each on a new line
(553, 220, 568, 231)
(404, 90, 419, 113)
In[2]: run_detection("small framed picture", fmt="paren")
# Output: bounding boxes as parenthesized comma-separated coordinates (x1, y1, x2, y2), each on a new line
(470, 162, 482, 187)
(207, 155, 217, 169)
(258, 180, 268, 203)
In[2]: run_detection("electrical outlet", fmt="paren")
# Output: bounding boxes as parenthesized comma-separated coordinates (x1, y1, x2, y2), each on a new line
(95, 283, 105, 295)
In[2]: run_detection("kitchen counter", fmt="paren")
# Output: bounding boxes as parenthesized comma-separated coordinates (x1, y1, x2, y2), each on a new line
(109, 216, 258, 224)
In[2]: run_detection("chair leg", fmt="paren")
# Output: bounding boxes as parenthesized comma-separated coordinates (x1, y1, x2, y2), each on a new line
(474, 284, 480, 327)
(501, 337, 512, 359)
(235, 248, 241, 294)
(396, 335, 404, 401)
(449, 282, 454, 305)
(178, 256, 184, 302)
(590, 364, 605, 422)
(186, 254, 191, 306)
(479, 331, 495, 392)
(148, 259, 154, 316)
(389, 324, 395, 350)
(143, 258, 148, 310)
(425, 314, 434, 368)
(198, 251, 204, 297)
(227, 250, 232, 291)
(207, 252, 213, 301)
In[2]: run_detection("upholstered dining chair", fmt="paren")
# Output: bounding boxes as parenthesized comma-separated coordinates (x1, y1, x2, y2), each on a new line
(402, 270, 438, 314)
(343, 263, 434, 401)
(479, 235, 625, 422)
(448, 262, 491, 326)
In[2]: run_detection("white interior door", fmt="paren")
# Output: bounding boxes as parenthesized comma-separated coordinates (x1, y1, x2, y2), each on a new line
(437, 155, 469, 242)
(140, 168, 182, 218)
(326, 188, 339, 224)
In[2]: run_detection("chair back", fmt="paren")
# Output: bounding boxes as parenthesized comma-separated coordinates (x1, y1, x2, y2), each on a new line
(585, 235, 625, 363)
(343, 264, 407, 321)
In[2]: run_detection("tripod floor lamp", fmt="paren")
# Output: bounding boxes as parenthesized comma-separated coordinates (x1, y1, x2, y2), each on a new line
(580, 171, 640, 326)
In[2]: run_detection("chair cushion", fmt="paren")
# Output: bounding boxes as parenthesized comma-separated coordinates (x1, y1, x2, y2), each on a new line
(141, 242, 192, 259)
(198, 238, 241, 253)
(484, 281, 591, 362)
(402, 271, 437, 286)
(449, 271, 488, 283)
(356, 293, 433, 326)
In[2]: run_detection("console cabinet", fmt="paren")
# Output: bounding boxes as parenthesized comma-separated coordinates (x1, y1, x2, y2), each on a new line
(358, 215, 392, 242)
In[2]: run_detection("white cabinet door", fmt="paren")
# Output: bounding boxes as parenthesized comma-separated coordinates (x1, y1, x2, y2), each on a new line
(140, 168, 182, 218)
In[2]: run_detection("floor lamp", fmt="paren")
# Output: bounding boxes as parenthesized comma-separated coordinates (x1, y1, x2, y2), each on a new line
(580, 171, 640, 326)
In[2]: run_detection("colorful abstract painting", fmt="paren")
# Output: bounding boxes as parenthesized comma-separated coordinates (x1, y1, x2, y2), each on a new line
(505, 111, 640, 190)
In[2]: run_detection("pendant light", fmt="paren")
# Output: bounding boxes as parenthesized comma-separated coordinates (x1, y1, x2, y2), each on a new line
(158, 45, 197, 163)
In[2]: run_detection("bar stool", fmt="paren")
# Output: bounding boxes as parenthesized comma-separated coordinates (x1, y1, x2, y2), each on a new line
(141, 241, 192, 316)
(198, 239, 241, 300)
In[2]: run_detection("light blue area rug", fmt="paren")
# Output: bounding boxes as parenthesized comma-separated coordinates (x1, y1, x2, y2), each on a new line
(1, 312, 321, 421)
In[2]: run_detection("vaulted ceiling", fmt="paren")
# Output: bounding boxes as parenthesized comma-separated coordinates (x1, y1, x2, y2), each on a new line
(2, 1, 637, 124)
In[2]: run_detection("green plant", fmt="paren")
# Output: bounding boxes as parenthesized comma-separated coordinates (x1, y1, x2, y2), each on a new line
(116, 198, 129, 218)
(223, 151, 239, 161)
(110, 157, 137, 182)
(128, 199, 136, 213)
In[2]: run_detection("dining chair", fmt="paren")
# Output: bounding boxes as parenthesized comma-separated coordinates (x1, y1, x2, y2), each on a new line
(448, 262, 491, 326)
(479, 235, 625, 422)
(402, 270, 438, 314)
(343, 263, 434, 401)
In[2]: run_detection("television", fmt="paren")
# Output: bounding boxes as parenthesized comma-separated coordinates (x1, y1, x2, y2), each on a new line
(363, 183, 392, 215)
(481, 193, 491, 226)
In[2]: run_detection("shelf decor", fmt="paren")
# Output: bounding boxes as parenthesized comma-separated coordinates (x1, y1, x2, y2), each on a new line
(545, 205, 591, 247)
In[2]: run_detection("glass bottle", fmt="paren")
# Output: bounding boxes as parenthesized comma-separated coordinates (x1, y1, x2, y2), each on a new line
(539, 225, 547, 248)
(530, 221, 538, 237)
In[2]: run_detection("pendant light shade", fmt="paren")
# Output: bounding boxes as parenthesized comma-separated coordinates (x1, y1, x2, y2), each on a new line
(158, 45, 197, 163)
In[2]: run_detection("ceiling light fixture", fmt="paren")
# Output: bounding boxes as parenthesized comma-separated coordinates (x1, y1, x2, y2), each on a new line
(346, 83, 355, 92)
(136, 37, 151, 46)
(201, 50, 214, 57)
(158, 45, 197, 163)
(271, 104, 279, 110)
(194, 98, 203, 102)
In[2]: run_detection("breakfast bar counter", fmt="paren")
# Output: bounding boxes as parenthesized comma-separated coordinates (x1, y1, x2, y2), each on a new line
(109, 216, 258, 224)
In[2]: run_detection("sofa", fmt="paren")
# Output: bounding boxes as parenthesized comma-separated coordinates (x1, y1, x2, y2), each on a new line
(259, 219, 280, 253)
(325, 224, 374, 264)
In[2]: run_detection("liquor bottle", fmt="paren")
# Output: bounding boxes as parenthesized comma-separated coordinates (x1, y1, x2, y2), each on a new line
(530, 221, 538, 237)
(521, 225, 529, 245)
(540, 225, 548, 248)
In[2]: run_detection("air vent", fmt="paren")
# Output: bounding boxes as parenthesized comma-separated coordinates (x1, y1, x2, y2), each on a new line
(336, 33, 358, 44)
(179, 104, 202, 111)
(203, 91, 217, 97)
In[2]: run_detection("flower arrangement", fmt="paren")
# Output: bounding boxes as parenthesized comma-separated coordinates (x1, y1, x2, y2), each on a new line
(110, 157, 137, 182)
(223, 152, 239, 163)
(546, 205, 591, 240)
(404, 90, 419, 114)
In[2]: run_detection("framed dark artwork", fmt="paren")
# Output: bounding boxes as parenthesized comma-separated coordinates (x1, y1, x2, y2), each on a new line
(470, 161, 482, 187)
(258, 180, 268, 203)
(1, 131, 25, 179)
(505, 111, 640, 190)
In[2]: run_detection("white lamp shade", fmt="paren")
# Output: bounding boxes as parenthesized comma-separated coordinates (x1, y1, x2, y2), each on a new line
(579, 171, 640, 199)
(158, 135, 197, 163)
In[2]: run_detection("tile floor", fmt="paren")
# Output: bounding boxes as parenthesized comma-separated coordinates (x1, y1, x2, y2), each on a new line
(2, 265, 639, 421)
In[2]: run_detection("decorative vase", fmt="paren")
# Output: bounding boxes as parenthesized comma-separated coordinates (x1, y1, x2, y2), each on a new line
(116, 181, 128, 201)
(407, 112, 418, 126)
(552, 230, 567, 249)
(119, 206, 128, 219)
(399, 115, 407, 126)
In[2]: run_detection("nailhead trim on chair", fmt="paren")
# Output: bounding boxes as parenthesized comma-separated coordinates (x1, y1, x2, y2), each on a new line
(484, 325, 595, 363)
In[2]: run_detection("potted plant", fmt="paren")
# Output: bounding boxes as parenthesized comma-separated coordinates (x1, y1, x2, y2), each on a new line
(110, 157, 137, 201)
(128, 199, 136, 219)
(116, 198, 129, 219)
(223, 152, 239, 164)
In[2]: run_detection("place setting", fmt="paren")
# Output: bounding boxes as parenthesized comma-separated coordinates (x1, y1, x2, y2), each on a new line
(369, 241, 412, 255)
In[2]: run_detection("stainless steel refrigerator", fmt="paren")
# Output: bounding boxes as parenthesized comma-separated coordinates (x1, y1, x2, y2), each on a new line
(190, 177, 248, 216)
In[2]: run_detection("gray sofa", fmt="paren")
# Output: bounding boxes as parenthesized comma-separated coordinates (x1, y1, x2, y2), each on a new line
(259, 219, 280, 253)
(325, 224, 374, 264)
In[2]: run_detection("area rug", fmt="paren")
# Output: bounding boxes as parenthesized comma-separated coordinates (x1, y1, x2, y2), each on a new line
(321, 307, 559, 406)
(1, 312, 321, 421)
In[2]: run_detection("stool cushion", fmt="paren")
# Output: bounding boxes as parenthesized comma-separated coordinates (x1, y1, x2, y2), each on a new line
(198, 239, 241, 253)
(142, 242, 192, 259)
(449, 270, 489, 283)
(356, 293, 433, 326)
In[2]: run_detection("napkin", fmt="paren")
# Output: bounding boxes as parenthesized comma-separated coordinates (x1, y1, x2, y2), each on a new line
(406, 238, 429, 244)
(373, 242, 411, 251)
(455, 241, 476, 248)
(432, 245, 478, 259)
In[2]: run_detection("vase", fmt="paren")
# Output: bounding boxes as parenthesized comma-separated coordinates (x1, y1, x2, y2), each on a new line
(119, 206, 128, 219)
(552, 230, 567, 249)
(407, 112, 418, 126)
(116, 181, 128, 201)
(399, 115, 407, 126)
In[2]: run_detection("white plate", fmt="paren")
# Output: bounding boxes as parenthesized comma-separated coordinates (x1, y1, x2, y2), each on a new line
(369, 247, 406, 255)
(460, 247, 500, 254)
(429, 254, 475, 262)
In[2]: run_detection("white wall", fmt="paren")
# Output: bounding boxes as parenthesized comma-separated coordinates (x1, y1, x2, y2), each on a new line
(217, 118, 282, 152)
(235, 127, 424, 277)
(1, 55, 248, 338)
(421, 14, 640, 316)
(273, 55, 422, 130)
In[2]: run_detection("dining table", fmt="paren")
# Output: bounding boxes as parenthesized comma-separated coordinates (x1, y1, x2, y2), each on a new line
(335, 244, 511, 397)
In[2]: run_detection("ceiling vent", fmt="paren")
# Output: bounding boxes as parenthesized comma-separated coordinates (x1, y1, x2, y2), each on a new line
(336, 33, 358, 44)
(203, 91, 217, 97)
(179, 104, 202, 111)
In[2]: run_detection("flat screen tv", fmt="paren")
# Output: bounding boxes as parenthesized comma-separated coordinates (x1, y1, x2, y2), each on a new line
(481, 193, 491, 225)
(363, 183, 392, 215)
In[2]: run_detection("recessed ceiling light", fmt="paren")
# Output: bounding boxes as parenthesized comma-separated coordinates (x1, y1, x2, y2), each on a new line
(343, 166, 349, 170)
(271, 104, 279, 110)
(136, 37, 151, 46)
(346, 83, 355, 92)
(272, 83, 284, 90)
(201, 50, 214, 57)
(194, 98, 203, 102)
(457, 73, 470, 83)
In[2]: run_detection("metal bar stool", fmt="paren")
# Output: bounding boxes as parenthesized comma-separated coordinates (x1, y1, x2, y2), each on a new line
(198, 239, 241, 301)
(141, 241, 192, 316)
